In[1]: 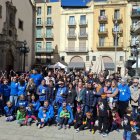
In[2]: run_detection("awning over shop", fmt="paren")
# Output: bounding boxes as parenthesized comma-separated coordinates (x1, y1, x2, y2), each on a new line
(102, 56, 115, 70)
(68, 62, 85, 69)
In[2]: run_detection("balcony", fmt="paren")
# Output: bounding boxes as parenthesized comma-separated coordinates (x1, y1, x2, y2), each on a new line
(65, 47, 88, 53)
(98, 28, 108, 36)
(112, 28, 123, 36)
(78, 33, 88, 39)
(98, 16, 108, 23)
(36, 47, 53, 53)
(112, 15, 122, 23)
(79, 21, 88, 26)
(45, 21, 53, 27)
(97, 42, 123, 51)
(45, 33, 54, 39)
(67, 33, 77, 39)
(68, 21, 76, 27)
(132, 21, 140, 34)
(131, 9, 140, 18)
(36, 22, 43, 27)
(36, 35, 43, 39)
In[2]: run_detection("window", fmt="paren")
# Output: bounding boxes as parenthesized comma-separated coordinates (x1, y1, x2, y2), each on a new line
(80, 27, 86, 35)
(47, 6, 52, 15)
(46, 28, 52, 37)
(61, 56, 65, 61)
(99, 37, 105, 46)
(114, 9, 120, 19)
(47, 17, 52, 24)
(0, 5, 2, 18)
(100, 10, 105, 16)
(79, 40, 86, 51)
(36, 28, 42, 38)
(80, 15, 86, 24)
(68, 40, 75, 48)
(46, 42, 52, 49)
(18, 19, 23, 30)
(86, 56, 89, 61)
(37, 7, 41, 15)
(36, 42, 42, 51)
(99, 23, 105, 31)
(120, 56, 124, 61)
(69, 16, 75, 25)
(69, 28, 75, 35)
(92, 56, 96, 61)
(37, 18, 42, 25)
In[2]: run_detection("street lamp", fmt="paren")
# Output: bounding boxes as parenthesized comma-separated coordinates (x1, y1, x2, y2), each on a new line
(114, 20, 119, 73)
(19, 40, 30, 72)
(130, 40, 140, 76)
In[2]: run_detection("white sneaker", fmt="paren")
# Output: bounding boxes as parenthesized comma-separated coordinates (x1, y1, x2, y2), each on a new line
(38, 124, 41, 129)
(75, 128, 79, 133)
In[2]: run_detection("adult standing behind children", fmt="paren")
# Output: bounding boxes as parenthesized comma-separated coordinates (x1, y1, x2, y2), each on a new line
(130, 78, 140, 120)
(118, 78, 131, 118)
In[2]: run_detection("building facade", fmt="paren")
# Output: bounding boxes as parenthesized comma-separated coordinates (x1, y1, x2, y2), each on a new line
(92, 0, 130, 75)
(59, 2, 94, 70)
(0, 0, 35, 72)
(35, 0, 61, 65)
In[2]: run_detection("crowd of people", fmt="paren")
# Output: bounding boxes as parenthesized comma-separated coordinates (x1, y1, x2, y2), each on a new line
(0, 68, 140, 140)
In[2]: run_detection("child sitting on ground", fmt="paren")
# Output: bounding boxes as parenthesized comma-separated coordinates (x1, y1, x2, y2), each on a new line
(4, 101, 15, 122)
(25, 103, 37, 126)
(79, 112, 94, 134)
(74, 106, 83, 132)
(37, 107, 49, 129)
(58, 106, 70, 129)
(16, 106, 26, 126)
(111, 108, 121, 132)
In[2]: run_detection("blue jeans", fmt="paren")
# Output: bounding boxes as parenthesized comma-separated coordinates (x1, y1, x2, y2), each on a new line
(123, 130, 131, 140)
(10, 96, 18, 106)
(132, 106, 138, 120)
(84, 105, 94, 116)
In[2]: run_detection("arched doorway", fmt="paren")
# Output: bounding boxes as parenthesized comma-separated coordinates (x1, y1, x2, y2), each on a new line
(6, 49, 14, 73)
(68, 56, 85, 69)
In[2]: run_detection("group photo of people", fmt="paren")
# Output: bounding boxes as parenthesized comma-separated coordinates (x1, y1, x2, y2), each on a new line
(0, 68, 140, 140)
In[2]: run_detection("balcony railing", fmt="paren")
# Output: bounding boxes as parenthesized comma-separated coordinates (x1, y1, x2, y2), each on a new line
(78, 33, 88, 38)
(65, 47, 88, 52)
(79, 20, 88, 26)
(45, 33, 54, 39)
(36, 47, 53, 53)
(36, 22, 43, 26)
(36, 35, 43, 39)
(131, 10, 140, 18)
(98, 16, 108, 23)
(67, 33, 77, 39)
(45, 21, 53, 27)
(98, 28, 108, 35)
(112, 15, 122, 23)
(112, 28, 123, 35)
(97, 42, 123, 49)
(68, 21, 76, 26)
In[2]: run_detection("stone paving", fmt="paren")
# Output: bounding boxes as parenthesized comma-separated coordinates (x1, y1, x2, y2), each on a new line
(0, 117, 137, 140)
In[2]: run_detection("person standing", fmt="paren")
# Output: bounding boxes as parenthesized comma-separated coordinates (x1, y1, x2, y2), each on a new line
(118, 78, 131, 118)
(130, 78, 140, 120)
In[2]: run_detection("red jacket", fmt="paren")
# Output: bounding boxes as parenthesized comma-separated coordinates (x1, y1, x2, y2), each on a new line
(113, 112, 121, 125)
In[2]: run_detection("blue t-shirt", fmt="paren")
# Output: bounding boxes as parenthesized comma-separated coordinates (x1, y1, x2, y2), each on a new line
(10, 81, 18, 96)
(30, 74, 43, 87)
(18, 83, 26, 96)
(37, 85, 48, 101)
(1, 84, 11, 97)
